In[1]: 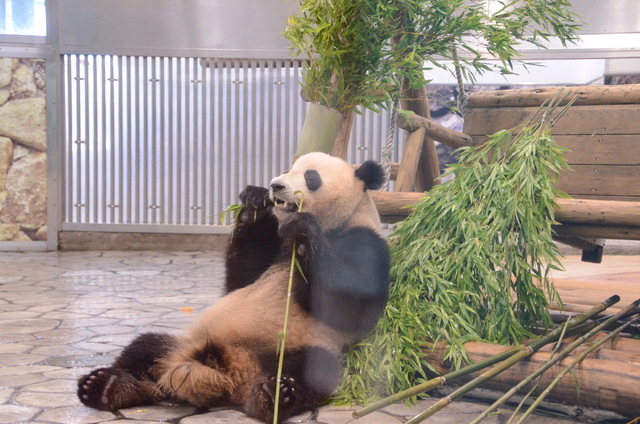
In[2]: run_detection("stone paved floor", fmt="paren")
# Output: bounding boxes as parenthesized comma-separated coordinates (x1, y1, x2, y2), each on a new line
(0, 251, 630, 424)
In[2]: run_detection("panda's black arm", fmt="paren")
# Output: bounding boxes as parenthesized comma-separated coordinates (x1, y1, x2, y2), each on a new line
(225, 186, 281, 293)
(281, 213, 390, 334)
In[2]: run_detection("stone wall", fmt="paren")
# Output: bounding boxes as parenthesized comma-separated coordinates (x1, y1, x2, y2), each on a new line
(0, 58, 47, 242)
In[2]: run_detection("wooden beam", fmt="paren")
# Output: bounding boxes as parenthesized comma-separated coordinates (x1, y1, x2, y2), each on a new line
(467, 84, 640, 108)
(397, 111, 474, 150)
(464, 105, 640, 137)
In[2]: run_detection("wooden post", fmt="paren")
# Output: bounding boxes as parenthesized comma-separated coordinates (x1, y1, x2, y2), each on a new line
(330, 109, 355, 159)
(400, 79, 441, 191)
(395, 128, 425, 192)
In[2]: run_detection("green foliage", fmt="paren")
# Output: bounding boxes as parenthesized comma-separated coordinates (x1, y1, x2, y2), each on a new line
(284, 0, 581, 111)
(334, 100, 572, 404)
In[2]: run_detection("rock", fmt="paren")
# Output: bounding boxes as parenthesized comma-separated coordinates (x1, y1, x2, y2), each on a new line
(0, 98, 46, 151)
(0, 58, 12, 89)
(0, 152, 47, 230)
(13, 144, 30, 162)
(0, 191, 6, 213)
(11, 230, 32, 242)
(0, 223, 20, 241)
(0, 137, 12, 190)
(0, 89, 9, 106)
(10, 65, 37, 99)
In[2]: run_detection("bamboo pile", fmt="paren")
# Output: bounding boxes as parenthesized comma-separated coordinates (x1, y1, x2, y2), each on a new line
(351, 297, 640, 422)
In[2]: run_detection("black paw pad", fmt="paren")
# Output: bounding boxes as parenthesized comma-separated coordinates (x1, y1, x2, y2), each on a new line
(77, 368, 118, 411)
(267, 376, 297, 407)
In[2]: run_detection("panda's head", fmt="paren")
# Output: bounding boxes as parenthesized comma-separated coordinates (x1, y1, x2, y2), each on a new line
(269, 152, 386, 232)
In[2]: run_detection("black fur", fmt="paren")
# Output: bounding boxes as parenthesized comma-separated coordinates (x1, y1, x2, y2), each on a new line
(225, 186, 280, 293)
(77, 333, 177, 411)
(304, 169, 322, 191)
(355, 160, 386, 190)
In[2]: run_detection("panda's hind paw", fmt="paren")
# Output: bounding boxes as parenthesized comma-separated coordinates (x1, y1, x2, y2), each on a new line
(77, 367, 157, 412)
(77, 368, 119, 411)
(246, 376, 298, 423)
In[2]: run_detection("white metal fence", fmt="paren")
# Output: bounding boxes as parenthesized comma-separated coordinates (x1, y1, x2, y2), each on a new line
(62, 54, 399, 230)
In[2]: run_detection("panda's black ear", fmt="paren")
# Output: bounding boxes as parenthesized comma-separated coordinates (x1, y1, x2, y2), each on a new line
(355, 160, 386, 191)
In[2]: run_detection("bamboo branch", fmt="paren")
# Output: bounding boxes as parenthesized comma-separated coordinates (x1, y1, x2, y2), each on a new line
(470, 298, 640, 424)
(516, 309, 640, 424)
(351, 295, 620, 420)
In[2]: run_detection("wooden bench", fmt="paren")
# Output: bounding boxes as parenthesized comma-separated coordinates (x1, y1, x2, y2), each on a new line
(372, 84, 640, 262)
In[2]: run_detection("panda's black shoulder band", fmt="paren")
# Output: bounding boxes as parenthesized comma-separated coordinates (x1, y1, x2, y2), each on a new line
(355, 160, 386, 191)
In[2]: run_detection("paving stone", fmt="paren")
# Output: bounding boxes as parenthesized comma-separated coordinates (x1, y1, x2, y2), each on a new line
(120, 405, 197, 420)
(0, 404, 40, 423)
(0, 388, 13, 404)
(0, 342, 31, 354)
(179, 409, 261, 423)
(36, 405, 117, 424)
(15, 390, 78, 408)
(0, 352, 48, 366)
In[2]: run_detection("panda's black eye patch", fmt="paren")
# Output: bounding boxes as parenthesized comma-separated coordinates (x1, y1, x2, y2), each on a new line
(304, 170, 322, 191)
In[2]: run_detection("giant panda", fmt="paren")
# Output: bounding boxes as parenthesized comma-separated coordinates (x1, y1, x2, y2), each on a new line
(77, 152, 390, 423)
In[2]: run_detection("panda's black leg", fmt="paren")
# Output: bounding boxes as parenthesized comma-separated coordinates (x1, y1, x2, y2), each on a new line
(246, 346, 342, 424)
(77, 333, 176, 411)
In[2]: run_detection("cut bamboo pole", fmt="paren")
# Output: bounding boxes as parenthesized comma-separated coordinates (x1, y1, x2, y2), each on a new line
(351, 295, 619, 420)
(406, 298, 638, 424)
(470, 299, 640, 424)
(516, 312, 640, 424)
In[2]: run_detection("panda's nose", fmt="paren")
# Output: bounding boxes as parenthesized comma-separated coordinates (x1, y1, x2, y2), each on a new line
(271, 182, 285, 193)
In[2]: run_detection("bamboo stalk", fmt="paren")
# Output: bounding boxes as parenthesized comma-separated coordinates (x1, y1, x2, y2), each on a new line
(273, 195, 305, 424)
(516, 311, 640, 424)
(351, 295, 620, 420)
(470, 298, 640, 424)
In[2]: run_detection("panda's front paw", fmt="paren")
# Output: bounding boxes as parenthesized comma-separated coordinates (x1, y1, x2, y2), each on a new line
(278, 213, 320, 254)
(239, 186, 273, 210)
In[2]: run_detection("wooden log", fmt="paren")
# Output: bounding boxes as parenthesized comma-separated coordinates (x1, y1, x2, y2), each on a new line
(371, 192, 640, 227)
(398, 111, 474, 150)
(467, 84, 640, 108)
(330, 109, 355, 160)
(422, 339, 640, 417)
(400, 81, 441, 191)
(395, 128, 425, 192)
(554, 198, 640, 227)
(370, 191, 423, 217)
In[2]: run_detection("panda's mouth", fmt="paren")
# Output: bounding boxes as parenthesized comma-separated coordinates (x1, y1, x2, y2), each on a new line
(273, 196, 299, 213)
